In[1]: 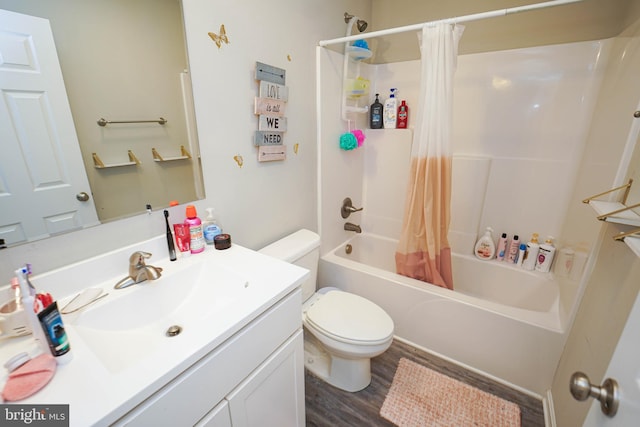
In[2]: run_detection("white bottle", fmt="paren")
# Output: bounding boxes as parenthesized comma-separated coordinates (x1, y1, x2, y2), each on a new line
(202, 208, 222, 246)
(555, 247, 575, 277)
(383, 88, 398, 129)
(474, 227, 496, 261)
(535, 236, 556, 273)
(522, 233, 540, 271)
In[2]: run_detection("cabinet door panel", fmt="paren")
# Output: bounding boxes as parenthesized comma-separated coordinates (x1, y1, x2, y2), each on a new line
(227, 330, 305, 427)
(195, 400, 232, 427)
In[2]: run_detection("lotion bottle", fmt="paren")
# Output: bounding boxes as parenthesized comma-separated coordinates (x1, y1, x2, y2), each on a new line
(15, 267, 49, 355)
(369, 94, 383, 129)
(496, 233, 508, 261)
(184, 205, 205, 254)
(383, 88, 397, 129)
(506, 234, 520, 263)
(474, 227, 496, 261)
(535, 236, 556, 273)
(522, 233, 540, 271)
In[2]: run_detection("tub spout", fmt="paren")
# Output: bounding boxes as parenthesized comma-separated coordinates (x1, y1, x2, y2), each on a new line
(344, 222, 362, 233)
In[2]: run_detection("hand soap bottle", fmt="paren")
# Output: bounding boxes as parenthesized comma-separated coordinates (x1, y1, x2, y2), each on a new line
(474, 227, 496, 260)
(203, 208, 222, 245)
(383, 88, 397, 129)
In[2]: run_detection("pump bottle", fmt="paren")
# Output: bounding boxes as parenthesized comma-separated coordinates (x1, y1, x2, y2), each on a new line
(522, 233, 540, 271)
(535, 236, 556, 273)
(383, 88, 398, 129)
(474, 227, 496, 261)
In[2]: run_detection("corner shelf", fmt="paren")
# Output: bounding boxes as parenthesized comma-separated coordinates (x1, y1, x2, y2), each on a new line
(584, 178, 640, 256)
(152, 146, 192, 162)
(92, 150, 140, 169)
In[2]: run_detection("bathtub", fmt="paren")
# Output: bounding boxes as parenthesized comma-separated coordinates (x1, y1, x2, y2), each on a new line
(318, 233, 568, 396)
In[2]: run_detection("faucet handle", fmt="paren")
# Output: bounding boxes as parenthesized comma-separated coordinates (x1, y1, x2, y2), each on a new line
(129, 251, 152, 266)
(341, 198, 364, 218)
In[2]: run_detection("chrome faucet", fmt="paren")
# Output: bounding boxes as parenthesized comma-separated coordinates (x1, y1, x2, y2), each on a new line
(344, 222, 362, 233)
(114, 251, 163, 289)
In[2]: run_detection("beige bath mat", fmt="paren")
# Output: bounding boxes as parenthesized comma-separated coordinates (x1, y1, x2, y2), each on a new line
(380, 358, 521, 427)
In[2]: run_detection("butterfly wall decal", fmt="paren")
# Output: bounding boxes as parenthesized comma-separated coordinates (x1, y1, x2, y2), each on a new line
(208, 24, 230, 49)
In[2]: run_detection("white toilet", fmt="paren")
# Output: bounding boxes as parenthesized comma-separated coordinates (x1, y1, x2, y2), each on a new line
(259, 229, 394, 392)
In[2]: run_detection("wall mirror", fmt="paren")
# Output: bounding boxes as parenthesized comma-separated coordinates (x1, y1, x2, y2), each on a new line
(0, 0, 204, 248)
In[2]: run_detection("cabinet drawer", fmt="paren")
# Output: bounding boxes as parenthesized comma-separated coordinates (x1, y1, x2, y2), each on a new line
(115, 288, 301, 426)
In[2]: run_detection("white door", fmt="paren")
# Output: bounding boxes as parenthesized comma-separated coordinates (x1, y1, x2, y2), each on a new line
(0, 9, 98, 245)
(582, 289, 640, 426)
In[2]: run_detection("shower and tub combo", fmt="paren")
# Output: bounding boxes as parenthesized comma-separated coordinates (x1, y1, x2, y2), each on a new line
(316, 2, 604, 397)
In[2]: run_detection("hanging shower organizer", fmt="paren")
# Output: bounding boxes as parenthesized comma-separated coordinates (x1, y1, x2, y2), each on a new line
(341, 44, 372, 122)
(583, 178, 640, 257)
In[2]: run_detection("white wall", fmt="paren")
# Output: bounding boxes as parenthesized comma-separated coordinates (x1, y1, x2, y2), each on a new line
(0, 0, 372, 285)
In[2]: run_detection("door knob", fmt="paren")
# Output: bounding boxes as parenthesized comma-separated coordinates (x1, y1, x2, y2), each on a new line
(570, 371, 619, 417)
(76, 192, 90, 202)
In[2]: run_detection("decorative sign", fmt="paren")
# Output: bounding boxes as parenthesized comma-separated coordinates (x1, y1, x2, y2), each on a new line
(255, 62, 286, 85)
(254, 131, 283, 146)
(258, 145, 287, 162)
(259, 81, 288, 101)
(258, 115, 287, 132)
(254, 97, 286, 117)
(255, 62, 288, 163)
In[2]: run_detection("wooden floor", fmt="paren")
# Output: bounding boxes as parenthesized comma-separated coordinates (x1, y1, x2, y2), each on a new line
(305, 339, 545, 427)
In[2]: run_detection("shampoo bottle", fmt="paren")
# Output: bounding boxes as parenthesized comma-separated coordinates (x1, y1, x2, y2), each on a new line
(184, 205, 205, 254)
(535, 236, 556, 273)
(383, 88, 397, 129)
(203, 208, 222, 245)
(397, 100, 409, 129)
(506, 235, 520, 263)
(474, 227, 496, 261)
(369, 94, 383, 129)
(522, 233, 540, 271)
(496, 233, 508, 261)
(516, 243, 527, 267)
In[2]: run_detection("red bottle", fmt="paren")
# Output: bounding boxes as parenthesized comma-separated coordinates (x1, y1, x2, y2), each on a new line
(397, 100, 408, 128)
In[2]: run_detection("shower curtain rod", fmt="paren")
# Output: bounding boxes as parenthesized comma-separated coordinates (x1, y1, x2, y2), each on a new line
(318, 0, 583, 47)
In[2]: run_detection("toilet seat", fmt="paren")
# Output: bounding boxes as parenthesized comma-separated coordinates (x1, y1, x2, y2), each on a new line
(304, 291, 394, 345)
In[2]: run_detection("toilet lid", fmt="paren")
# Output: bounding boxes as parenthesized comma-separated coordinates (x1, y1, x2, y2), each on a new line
(305, 291, 394, 343)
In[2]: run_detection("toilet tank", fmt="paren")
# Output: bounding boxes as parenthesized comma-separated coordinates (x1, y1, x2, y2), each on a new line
(259, 229, 320, 302)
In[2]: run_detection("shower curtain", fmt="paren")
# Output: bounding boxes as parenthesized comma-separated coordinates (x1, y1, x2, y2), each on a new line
(395, 23, 463, 290)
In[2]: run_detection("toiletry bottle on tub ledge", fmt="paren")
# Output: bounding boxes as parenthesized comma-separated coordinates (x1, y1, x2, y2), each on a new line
(535, 236, 556, 273)
(522, 233, 540, 271)
(474, 227, 496, 260)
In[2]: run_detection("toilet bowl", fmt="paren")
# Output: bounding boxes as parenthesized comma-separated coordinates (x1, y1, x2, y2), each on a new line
(259, 229, 394, 392)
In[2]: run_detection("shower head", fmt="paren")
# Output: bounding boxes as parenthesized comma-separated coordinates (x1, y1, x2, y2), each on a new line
(344, 12, 368, 32)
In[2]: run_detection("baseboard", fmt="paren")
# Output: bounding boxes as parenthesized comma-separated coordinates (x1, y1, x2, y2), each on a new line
(543, 389, 556, 427)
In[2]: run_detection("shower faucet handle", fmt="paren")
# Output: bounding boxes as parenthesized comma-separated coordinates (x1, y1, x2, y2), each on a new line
(341, 198, 363, 218)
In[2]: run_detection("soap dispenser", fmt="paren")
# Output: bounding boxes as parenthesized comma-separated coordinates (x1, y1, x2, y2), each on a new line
(474, 227, 496, 261)
(202, 208, 222, 245)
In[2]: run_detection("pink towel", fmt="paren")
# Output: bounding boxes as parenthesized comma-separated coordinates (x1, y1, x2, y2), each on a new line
(2, 354, 56, 402)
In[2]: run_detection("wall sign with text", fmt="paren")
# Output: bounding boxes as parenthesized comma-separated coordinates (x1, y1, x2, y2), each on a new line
(254, 62, 287, 162)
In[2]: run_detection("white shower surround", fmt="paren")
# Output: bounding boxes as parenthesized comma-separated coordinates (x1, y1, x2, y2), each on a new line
(318, 38, 612, 395)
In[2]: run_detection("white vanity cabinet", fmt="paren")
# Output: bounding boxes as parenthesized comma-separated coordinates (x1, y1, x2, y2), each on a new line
(114, 288, 305, 427)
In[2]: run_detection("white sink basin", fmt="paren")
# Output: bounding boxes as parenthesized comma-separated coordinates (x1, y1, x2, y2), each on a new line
(71, 258, 250, 373)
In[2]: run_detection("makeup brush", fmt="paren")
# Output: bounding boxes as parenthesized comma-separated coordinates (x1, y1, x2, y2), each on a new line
(164, 210, 177, 261)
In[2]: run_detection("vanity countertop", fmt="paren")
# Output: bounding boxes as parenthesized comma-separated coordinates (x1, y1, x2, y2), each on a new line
(0, 237, 308, 426)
